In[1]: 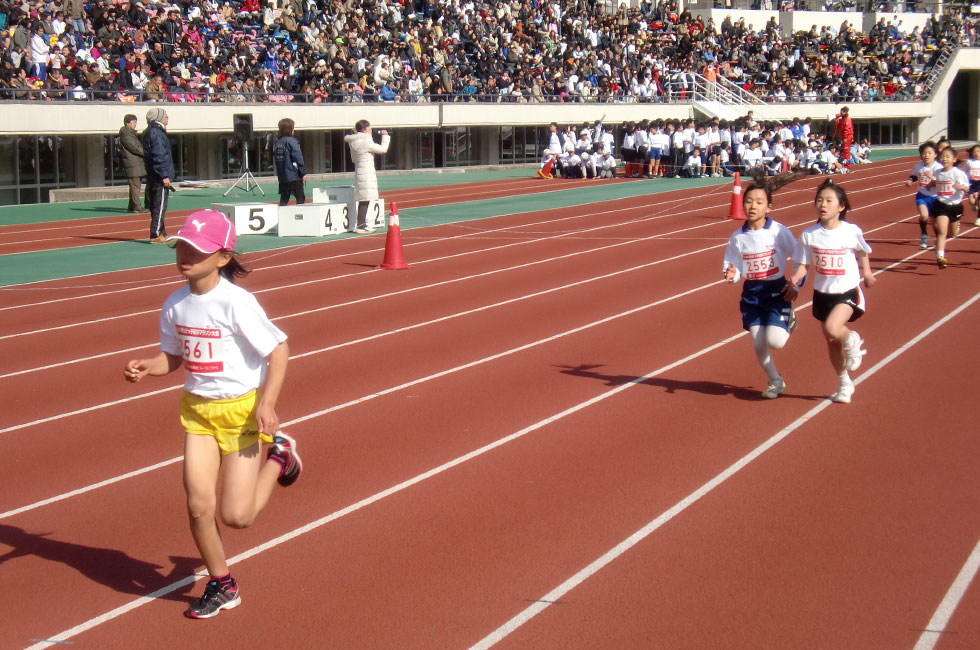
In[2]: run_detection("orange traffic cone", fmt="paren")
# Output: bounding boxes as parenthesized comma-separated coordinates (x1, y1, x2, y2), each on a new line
(727, 172, 746, 221)
(378, 202, 410, 270)
(537, 155, 556, 179)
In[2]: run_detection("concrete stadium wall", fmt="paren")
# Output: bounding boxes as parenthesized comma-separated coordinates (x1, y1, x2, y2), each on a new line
(681, 8, 933, 37)
(917, 47, 980, 142)
(0, 101, 694, 136)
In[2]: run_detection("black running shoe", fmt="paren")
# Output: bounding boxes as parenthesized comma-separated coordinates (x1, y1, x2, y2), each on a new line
(185, 578, 240, 619)
(267, 432, 302, 487)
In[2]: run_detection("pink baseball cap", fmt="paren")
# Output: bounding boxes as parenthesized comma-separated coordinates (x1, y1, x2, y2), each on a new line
(167, 209, 236, 253)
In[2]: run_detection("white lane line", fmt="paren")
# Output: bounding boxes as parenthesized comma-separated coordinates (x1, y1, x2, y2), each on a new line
(0, 278, 721, 516)
(0, 196, 723, 337)
(0, 181, 719, 296)
(1, 230, 939, 519)
(0, 181, 917, 374)
(0, 160, 907, 307)
(0, 206, 928, 523)
(24, 240, 965, 650)
(913, 537, 980, 650)
(471, 287, 980, 650)
(21, 302, 747, 650)
(0, 200, 920, 432)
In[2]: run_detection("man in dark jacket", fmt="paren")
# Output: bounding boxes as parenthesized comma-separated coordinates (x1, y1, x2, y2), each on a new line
(273, 117, 306, 206)
(141, 107, 174, 243)
(119, 113, 146, 212)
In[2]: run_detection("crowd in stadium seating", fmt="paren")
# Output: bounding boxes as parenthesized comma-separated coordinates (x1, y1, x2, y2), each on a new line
(0, 0, 977, 103)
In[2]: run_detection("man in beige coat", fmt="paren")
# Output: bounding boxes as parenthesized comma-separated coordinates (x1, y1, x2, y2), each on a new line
(119, 114, 146, 212)
(344, 119, 390, 234)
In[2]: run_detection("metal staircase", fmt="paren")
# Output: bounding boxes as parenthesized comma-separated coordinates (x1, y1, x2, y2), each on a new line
(678, 73, 768, 122)
(921, 44, 958, 98)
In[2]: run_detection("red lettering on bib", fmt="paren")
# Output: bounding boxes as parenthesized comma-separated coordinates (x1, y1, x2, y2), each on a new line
(813, 247, 847, 276)
(176, 324, 224, 373)
(742, 249, 778, 280)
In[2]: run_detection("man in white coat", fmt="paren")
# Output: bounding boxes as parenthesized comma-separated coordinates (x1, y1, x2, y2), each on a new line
(344, 119, 390, 234)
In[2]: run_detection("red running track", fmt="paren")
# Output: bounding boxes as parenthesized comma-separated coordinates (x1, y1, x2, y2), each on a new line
(1, 158, 978, 649)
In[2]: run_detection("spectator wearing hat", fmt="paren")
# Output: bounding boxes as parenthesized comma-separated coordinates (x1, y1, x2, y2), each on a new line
(119, 113, 146, 212)
(142, 107, 173, 243)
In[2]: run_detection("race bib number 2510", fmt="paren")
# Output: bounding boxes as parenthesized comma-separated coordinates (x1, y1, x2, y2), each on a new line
(813, 247, 846, 276)
(176, 324, 224, 373)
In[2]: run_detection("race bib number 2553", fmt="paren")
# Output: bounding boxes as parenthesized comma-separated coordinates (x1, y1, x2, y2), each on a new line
(176, 324, 224, 373)
(742, 250, 778, 280)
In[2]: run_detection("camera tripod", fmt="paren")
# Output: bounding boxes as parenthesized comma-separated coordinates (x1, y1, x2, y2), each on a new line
(224, 142, 265, 196)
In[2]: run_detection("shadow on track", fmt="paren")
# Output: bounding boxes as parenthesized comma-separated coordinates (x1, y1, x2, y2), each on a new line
(0, 524, 198, 601)
(556, 363, 821, 402)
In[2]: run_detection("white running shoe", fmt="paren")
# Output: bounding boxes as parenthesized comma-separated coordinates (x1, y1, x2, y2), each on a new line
(831, 382, 854, 404)
(761, 377, 786, 399)
(973, 217, 980, 226)
(788, 309, 798, 334)
(844, 331, 866, 372)
(919, 233, 929, 249)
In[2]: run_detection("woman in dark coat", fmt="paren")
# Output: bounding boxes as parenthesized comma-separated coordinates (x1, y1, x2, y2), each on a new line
(273, 117, 306, 206)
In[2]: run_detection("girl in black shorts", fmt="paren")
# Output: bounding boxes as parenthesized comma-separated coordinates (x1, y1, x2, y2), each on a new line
(790, 180, 876, 404)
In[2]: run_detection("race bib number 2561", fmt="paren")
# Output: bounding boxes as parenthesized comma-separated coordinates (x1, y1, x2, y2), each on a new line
(176, 325, 224, 373)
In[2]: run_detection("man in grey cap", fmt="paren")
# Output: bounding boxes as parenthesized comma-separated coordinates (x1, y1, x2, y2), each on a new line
(141, 108, 174, 243)
(119, 114, 145, 212)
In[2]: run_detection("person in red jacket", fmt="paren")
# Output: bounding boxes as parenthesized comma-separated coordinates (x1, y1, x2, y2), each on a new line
(836, 106, 854, 168)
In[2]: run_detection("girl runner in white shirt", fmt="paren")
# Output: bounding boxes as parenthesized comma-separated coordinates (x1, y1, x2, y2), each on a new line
(124, 209, 301, 619)
(904, 141, 943, 249)
(964, 144, 980, 225)
(723, 172, 804, 398)
(931, 146, 971, 269)
(790, 180, 876, 404)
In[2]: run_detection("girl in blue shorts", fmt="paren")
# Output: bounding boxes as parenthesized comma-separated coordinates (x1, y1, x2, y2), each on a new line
(723, 173, 804, 399)
(905, 141, 942, 249)
(124, 209, 302, 619)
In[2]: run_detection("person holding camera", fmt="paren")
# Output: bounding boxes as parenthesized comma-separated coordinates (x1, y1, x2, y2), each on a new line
(344, 119, 390, 234)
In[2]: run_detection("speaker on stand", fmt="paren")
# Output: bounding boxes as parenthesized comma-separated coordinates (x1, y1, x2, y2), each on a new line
(224, 113, 265, 196)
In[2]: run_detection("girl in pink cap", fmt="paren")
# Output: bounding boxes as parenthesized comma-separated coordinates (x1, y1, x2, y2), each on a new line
(124, 209, 301, 619)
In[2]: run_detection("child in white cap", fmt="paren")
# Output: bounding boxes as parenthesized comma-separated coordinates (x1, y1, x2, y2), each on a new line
(124, 209, 301, 619)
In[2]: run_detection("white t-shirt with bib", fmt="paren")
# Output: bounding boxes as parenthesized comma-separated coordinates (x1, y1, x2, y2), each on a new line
(723, 218, 797, 283)
(934, 166, 969, 205)
(910, 161, 943, 197)
(160, 277, 288, 399)
(794, 221, 871, 294)
(964, 158, 980, 182)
